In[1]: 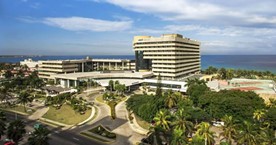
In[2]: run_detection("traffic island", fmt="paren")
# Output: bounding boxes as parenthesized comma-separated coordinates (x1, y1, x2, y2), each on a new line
(80, 125, 116, 143)
(42, 104, 92, 125)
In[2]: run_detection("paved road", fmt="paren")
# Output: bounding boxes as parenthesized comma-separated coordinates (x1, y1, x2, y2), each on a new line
(71, 93, 146, 145)
(1, 111, 104, 145)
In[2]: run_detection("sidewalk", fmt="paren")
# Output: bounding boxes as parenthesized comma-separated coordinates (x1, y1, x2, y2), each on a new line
(28, 106, 49, 120)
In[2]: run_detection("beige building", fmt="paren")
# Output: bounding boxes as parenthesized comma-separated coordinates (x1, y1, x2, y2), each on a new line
(133, 34, 201, 80)
(38, 58, 135, 79)
(92, 59, 135, 71)
(38, 58, 93, 79)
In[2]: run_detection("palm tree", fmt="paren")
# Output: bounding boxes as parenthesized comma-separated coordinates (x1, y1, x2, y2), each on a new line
(0, 111, 7, 140)
(0, 86, 12, 106)
(237, 121, 257, 145)
(220, 115, 237, 144)
(17, 91, 33, 112)
(153, 110, 171, 131)
(257, 128, 276, 145)
(170, 128, 188, 145)
(28, 126, 51, 145)
(173, 109, 193, 136)
(268, 98, 276, 108)
(253, 109, 266, 122)
(7, 119, 26, 144)
(108, 80, 114, 91)
(195, 122, 216, 145)
(164, 90, 177, 109)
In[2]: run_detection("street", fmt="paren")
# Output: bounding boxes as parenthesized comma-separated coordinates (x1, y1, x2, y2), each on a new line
(0, 111, 104, 145)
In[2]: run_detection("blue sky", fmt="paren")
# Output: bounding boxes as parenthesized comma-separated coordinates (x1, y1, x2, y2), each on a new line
(1, 0, 276, 55)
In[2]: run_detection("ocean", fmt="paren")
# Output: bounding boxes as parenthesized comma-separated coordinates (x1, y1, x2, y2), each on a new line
(1, 55, 276, 73)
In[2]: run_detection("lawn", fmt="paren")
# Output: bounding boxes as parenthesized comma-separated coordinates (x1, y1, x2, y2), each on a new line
(42, 104, 92, 125)
(95, 95, 105, 104)
(0, 105, 35, 115)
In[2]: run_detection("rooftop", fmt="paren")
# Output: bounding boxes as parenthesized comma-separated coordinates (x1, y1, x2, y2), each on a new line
(51, 71, 154, 80)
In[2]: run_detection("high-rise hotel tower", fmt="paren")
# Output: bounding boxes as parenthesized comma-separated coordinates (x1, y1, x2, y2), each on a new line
(133, 34, 201, 80)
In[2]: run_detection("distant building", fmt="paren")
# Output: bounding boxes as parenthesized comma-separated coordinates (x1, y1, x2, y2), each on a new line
(20, 58, 39, 71)
(133, 34, 201, 80)
(38, 58, 94, 80)
(38, 57, 135, 80)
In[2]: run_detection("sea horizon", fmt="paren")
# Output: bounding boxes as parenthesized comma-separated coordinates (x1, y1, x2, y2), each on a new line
(1, 55, 276, 73)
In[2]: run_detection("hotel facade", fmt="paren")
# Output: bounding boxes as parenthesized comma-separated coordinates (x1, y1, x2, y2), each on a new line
(38, 58, 134, 79)
(133, 34, 201, 80)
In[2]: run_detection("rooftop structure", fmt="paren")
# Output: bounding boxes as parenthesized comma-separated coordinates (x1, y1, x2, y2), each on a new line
(20, 58, 39, 70)
(133, 34, 201, 80)
(51, 71, 154, 88)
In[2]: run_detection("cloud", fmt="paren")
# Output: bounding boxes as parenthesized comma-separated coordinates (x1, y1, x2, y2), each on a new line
(19, 16, 133, 32)
(97, 0, 276, 26)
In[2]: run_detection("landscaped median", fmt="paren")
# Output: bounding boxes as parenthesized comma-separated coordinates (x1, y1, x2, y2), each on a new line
(42, 104, 92, 125)
(80, 125, 116, 144)
(96, 94, 127, 120)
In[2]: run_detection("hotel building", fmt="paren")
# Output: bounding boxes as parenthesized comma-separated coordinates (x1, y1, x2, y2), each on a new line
(38, 57, 134, 79)
(133, 34, 201, 80)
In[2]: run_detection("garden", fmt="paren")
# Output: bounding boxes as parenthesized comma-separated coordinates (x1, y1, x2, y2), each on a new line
(96, 80, 127, 120)
(80, 125, 116, 143)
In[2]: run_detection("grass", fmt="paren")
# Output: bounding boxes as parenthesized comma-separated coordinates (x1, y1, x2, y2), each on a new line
(135, 114, 151, 130)
(0, 104, 35, 115)
(96, 95, 127, 104)
(96, 94, 127, 119)
(88, 125, 116, 139)
(96, 95, 105, 104)
(42, 104, 92, 125)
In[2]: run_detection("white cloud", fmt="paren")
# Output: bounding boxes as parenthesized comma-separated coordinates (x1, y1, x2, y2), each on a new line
(97, 0, 276, 26)
(19, 16, 133, 32)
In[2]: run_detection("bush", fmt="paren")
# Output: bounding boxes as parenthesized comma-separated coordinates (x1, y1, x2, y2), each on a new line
(107, 133, 116, 138)
(126, 94, 165, 122)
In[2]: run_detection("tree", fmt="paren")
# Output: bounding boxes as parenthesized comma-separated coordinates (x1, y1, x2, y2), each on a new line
(257, 128, 276, 145)
(218, 68, 227, 80)
(198, 90, 265, 121)
(253, 109, 266, 122)
(0, 86, 12, 106)
(28, 126, 51, 145)
(267, 98, 276, 108)
(186, 79, 209, 106)
(17, 91, 33, 112)
(153, 110, 171, 131)
(164, 90, 177, 109)
(173, 109, 193, 136)
(7, 120, 26, 144)
(17, 70, 24, 77)
(0, 111, 6, 139)
(237, 121, 257, 145)
(170, 128, 188, 145)
(4, 70, 13, 78)
(195, 122, 216, 145)
(108, 80, 114, 91)
(220, 115, 237, 144)
(155, 74, 162, 97)
(205, 66, 218, 75)
(265, 107, 276, 130)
